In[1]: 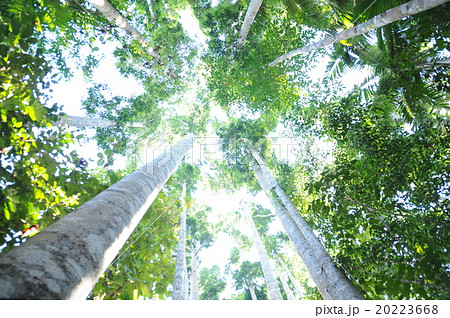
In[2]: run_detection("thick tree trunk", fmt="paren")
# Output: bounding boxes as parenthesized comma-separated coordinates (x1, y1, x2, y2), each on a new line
(86, 0, 176, 78)
(173, 182, 188, 300)
(0, 134, 195, 299)
(236, 0, 263, 49)
(278, 256, 303, 298)
(268, 0, 449, 66)
(248, 281, 258, 300)
(251, 156, 364, 299)
(243, 204, 283, 300)
(189, 249, 200, 300)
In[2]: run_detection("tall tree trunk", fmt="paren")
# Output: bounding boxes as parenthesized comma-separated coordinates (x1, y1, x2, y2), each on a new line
(268, 0, 449, 66)
(0, 134, 195, 299)
(251, 151, 364, 299)
(276, 266, 295, 300)
(236, 0, 263, 49)
(243, 203, 283, 300)
(189, 249, 200, 300)
(278, 256, 303, 299)
(54, 115, 144, 128)
(86, 0, 176, 78)
(248, 281, 258, 300)
(173, 182, 188, 300)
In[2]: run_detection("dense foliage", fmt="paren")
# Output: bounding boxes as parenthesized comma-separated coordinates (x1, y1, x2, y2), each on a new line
(1, 0, 448, 300)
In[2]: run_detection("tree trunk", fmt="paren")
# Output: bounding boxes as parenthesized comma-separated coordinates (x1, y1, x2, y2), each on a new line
(54, 115, 116, 127)
(189, 249, 200, 300)
(278, 256, 303, 299)
(243, 203, 283, 300)
(251, 159, 364, 300)
(0, 134, 195, 299)
(248, 281, 258, 300)
(173, 182, 188, 300)
(54, 115, 144, 128)
(86, 0, 176, 78)
(276, 266, 295, 300)
(236, 0, 263, 49)
(268, 0, 449, 66)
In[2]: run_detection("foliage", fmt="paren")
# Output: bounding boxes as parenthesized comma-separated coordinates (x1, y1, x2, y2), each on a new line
(0, 0, 109, 252)
(198, 265, 226, 299)
(282, 89, 450, 299)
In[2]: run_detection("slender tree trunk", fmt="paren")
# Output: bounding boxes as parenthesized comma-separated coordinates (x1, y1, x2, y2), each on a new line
(268, 0, 449, 66)
(251, 157, 364, 299)
(248, 281, 258, 300)
(86, 0, 176, 78)
(54, 115, 144, 128)
(0, 134, 195, 299)
(173, 182, 188, 300)
(55, 115, 117, 127)
(184, 258, 189, 300)
(278, 256, 303, 298)
(276, 266, 295, 300)
(243, 203, 283, 300)
(236, 0, 263, 49)
(55, 115, 146, 130)
(189, 249, 200, 300)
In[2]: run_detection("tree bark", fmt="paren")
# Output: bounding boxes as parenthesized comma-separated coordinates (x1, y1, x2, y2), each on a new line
(54, 115, 144, 128)
(268, 0, 449, 66)
(251, 159, 364, 300)
(248, 281, 258, 300)
(0, 134, 195, 299)
(189, 249, 200, 300)
(86, 0, 176, 78)
(173, 182, 188, 300)
(276, 266, 295, 300)
(236, 0, 264, 49)
(278, 256, 303, 299)
(243, 203, 283, 300)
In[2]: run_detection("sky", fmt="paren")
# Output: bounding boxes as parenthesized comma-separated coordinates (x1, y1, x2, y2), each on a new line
(44, 4, 369, 299)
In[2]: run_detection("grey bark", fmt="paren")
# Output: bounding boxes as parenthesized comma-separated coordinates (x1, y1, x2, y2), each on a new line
(54, 115, 144, 128)
(248, 281, 258, 300)
(0, 134, 195, 299)
(243, 204, 283, 300)
(236, 0, 264, 49)
(86, 0, 176, 78)
(173, 182, 188, 300)
(189, 249, 200, 300)
(278, 256, 303, 298)
(276, 266, 295, 300)
(251, 156, 364, 299)
(268, 0, 449, 66)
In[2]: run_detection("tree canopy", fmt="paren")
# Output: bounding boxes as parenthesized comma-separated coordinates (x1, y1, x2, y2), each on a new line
(1, 0, 449, 300)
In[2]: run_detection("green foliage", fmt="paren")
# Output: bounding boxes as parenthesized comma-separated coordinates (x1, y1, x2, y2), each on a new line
(199, 265, 227, 299)
(194, 0, 315, 117)
(0, 0, 108, 251)
(231, 260, 267, 299)
(82, 84, 163, 160)
(282, 89, 450, 299)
